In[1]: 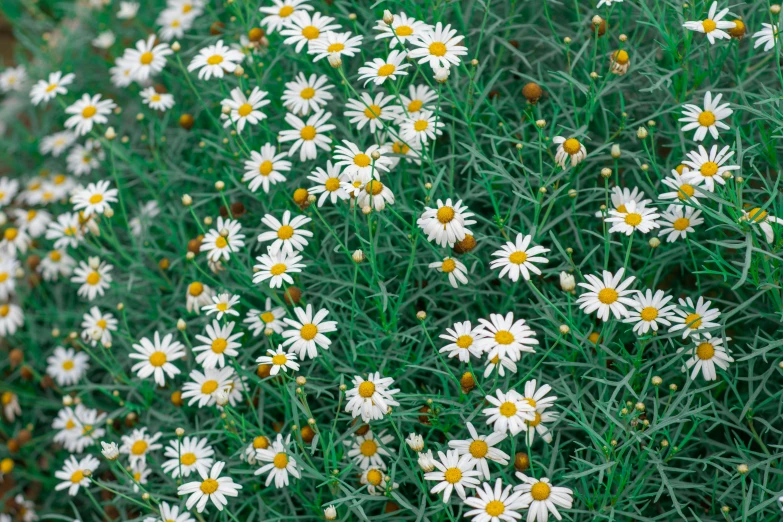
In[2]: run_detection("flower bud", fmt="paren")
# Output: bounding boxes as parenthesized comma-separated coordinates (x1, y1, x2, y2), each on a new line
(383, 10, 393, 24)
(405, 433, 424, 452)
(560, 271, 575, 291)
(636, 126, 648, 139)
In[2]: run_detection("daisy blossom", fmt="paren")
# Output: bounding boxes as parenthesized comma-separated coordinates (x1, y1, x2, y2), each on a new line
(80, 306, 117, 346)
(490, 233, 550, 282)
(423, 449, 481, 502)
(483, 389, 536, 435)
(71, 180, 118, 217)
(576, 268, 636, 321)
(257, 210, 313, 255)
(449, 422, 510, 479)
(429, 257, 469, 288)
(515, 473, 573, 522)
(670, 296, 721, 338)
(177, 461, 242, 512)
(46, 346, 90, 386)
(399, 109, 444, 144)
(605, 200, 661, 235)
(681, 144, 738, 191)
(752, 23, 778, 52)
(125, 35, 172, 81)
(623, 289, 678, 335)
(278, 110, 335, 161)
(255, 434, 301, 488)
(193, 320, 243, 369)
(280, 11, 340, 53)
(181, 367, 236, 408)
(308, 31, 363, 62)
(658, 206, 703, 242)
(476, 313, 539, 361)
(553, 136, 587, 168)
(71, 257, 113, 301)
(464, 478, 526, 522)
(30, 71, 75, 106)
(54, 455, 99, 496)
(281, 304, 337, 359)
(346, 430, 394, 470)
(161, 436, 215, 479)
(244, 298, 286, 335)
(680, 333, 733, 381)
(200, 217, 246, 262)
(374, 12, 430, 47)
(282, 72, 333, 115)
(358, 49, 410, 86)
(344, 372, 400, 422)
(243, 143, 290, 193)
(679, 91, 732, 141)
(333, 141, 392, 179)
(129, 331, 186, 386)
(260, 0, 313, 33)
(417, 198, 476, 247)
(64, 94, 116, 136)
(595, 186, 652, 218)
(256, 346, 300, 375)
(408, 22, 468, 69)
(120, 428, 162, 467)
(221, 87, 270, 132)
(307, 161, 349, 206)
(203, 293, 241, 320)
(187, 40, 245, 80)
(140, 87, 175, 111)
(344, 92, 402, 134)
(252, 249, 305, 288)
(682, 2, 736, 44)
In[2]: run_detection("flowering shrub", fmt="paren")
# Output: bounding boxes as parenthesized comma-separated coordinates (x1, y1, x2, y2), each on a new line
(1, 0, 783, 520)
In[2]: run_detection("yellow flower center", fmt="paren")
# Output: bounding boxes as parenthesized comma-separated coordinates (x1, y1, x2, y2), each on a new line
(253, 436, 269, 449)
(678, 184, 695, 200)
(258, 160, 274, 176)
(89, 194, 103, 204)
(526, 411, 542, 427)
(131, 440, 148, 455)
(206, 54, 224, 65)
(215, 236, 228, 248)
(748, 208, 768, 222)
(562, 138, 581, 155)
(273, 452, 288, 469)
(151, 94, 161, 102)
(441, 259, 456, 273)
(211, 338, 228, 354)
(700, 162, 719, 177)
(595, 287, 619, 305)
(180, 452, 197, 465)
(673, 217, 690, 231)
(279, 5, 294, 17)
(624, 213, 642, 227)
(640, 306, 658, 321)
(702, 19, 717, 33)
(396, 25, 413, 37)
(685, 313, 702, 329)
(485, 500, 505, 517)
(201, 379, 218, 394)
(366, 468, 383, 486)
(429, 41, 447, 57)
(413, 119, 429, 132)
(301, 25, 320, 40)
(300, 87, 316, 100)
(494, 330, 514, 345)
(444, 467, 462, 484)
(696, 342, 715, 360)
(468, 439, 488, 458)
(327, 42, 345, 53)
(0, 305, 8, 317)
(97, 319, 107, 329)
(237, 103, 253, 117)
(271, 353, 288, 366)
(269, 263, 287, 276)
(324, 177, 340, 192)
(62, 360, 75, 370)
(70, 470, 85, 483)
(358, 381, 376, 398)
(200, 478, 219, 494)
(530, 481, 551, 501)
(437, 206, 455, 224)
(1, 391, 12, 404)
(377, 63, 396, 77)
(353, 153, 371, 168)
(499, 401, 517, 417)
(140, 51, 154, 65)
(300, 323, 318, 340)
(4, 228, 17, 241)
(456, 335, 473, 349)
(86, 272, 101, 285)
(65, 419, 76, 430)
(216, 303, 228, 311)
(588, 332, 600, 344)
(509, 251, 527, 264)
(46, 83, 58, 92)
(360, 439, 378, 456)
(365, 180, 384, 196)
(149, 351, 167, 367)
(0, 273, 7, 282)
(408, 99, 423, 113)
(697, 110, 716, 126)
(189, 282, 203, 296)
(81, 106, 97, 118)
(300, 125, 317, 140)
(392, 141, 410, 154)
(364, 105, 382, 119)
(614, 50, 629, 64)
(277, 225, 295, 239)
(260, 311, 276, 324)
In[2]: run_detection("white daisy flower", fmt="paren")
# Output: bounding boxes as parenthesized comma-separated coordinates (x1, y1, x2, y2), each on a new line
(39, 249, 76, 282)
(71, 257, 113, 301)
(400, 84, 438, 116)
(553, 136, 587, 168)
(255, 434, 301, 488)
(374, 12, 430, 47)
(30, 71, 75, 106)
(0, 257, 17, 300)
(490, 233, 550, 282)
(52, 407, 81, 448)
(129, 331, 186, 386)
(256, 346, 300, 376)
(279, 110, 335, 161)
(243, 143, 290, 194)
(752, 23, 778, 52)
(448, 422, 510, 479)
(484, 352, 518, 378)
(161, 436, 215, 479)
(670, 296, 721, 338)
(66, 139, 105, 176)
(429, 256, 469, 288)
(181, 367, 237, 408)
(126, 35, 172, 81)
(357, 178, 395, 211)
(92, 31, 115, 49)
(187, 40, 245, 80)
(308, 30, 363, 61)
(522, 409, 558, 446)
(143, 501, 195, 522)
(576, 268, 637, 321)
(660, 170, 704, 207)
(597, 0, 622, 6)
(80, 306, 117, 347)
(358, 50, 410, 86)
(658, 206, 703, 242)
(0, 226, 30, 255)
(117, 1, 139, 18)
(679, 91, 732, 142)
(344, 92, 402, 134)
(244, 298, 286, 335)
(252, 249, 305, 289)
(333, 141, 392, 179)
(200, 217, 246, 262)
(203, 293, 240, 320)
(54, 455, 100, 496)
(40, 130, 77, 157)
(109, 55, 135, 88)
(281, 304, 337, 359)
(424, 449, 481, 502)
(361, 467, 397, 495)
(307, 161, 349, 206)
(346, 429, 394, 470)
(72, 180, 118, 217)
(120, 428, 163, 467)
(193, 320, 243, 369)
(282, 72, 333, 115)
(439, 321, 485, 362)
(595, 186, 652, 218)
(476, 312, 539, 362)
(130, 461, 152, 492)
(141, 87, 175, 111)
(681, 144, 738, 191)
(622, 289, 678, 335)
(682, 1, 736, 44)
(398, 109, 444, 144)
(0, 178, 18, 208)
(482, 389, 536, 436)
(157, 10, 194, 42)
(344, 372, 400, 423)
(280, 11, 340, 53)
(742, 206, 783, 244)
(177, 461, 242, 512)
(464, 478, 526, 522)
(258, 211, 312, 255)
(64, 94, 116, 136)
(417, 198, 476, 248)
(680, 333, 733, 381)
(242, 436, 270, 465)
(58, 404, 107, 453)
(408, 22, 468, 69)
(1, 390, 20, 421)
(605, 200, 661, 235)
(186, 281, 214, 314)
(0, 66, 26, 93)
(14, 208, 52, 238)
(221, 87, 270, 133)
(260, 0, 313, 33)
(46, 346, 90, 387)
(515, 473, 573, 522)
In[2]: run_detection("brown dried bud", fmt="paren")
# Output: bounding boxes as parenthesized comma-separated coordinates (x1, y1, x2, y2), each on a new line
(179, 114, 195, 130)
(300, 425, 315, 443)
(453, 234, 477, 254)
(522, 82, 543, 103)
(248, 27, 265, 41)
(171, 390, 183, 407)
(460, 372, 475, 393)
(284, 286, 302, 306)
(514, 452, 530, 471)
